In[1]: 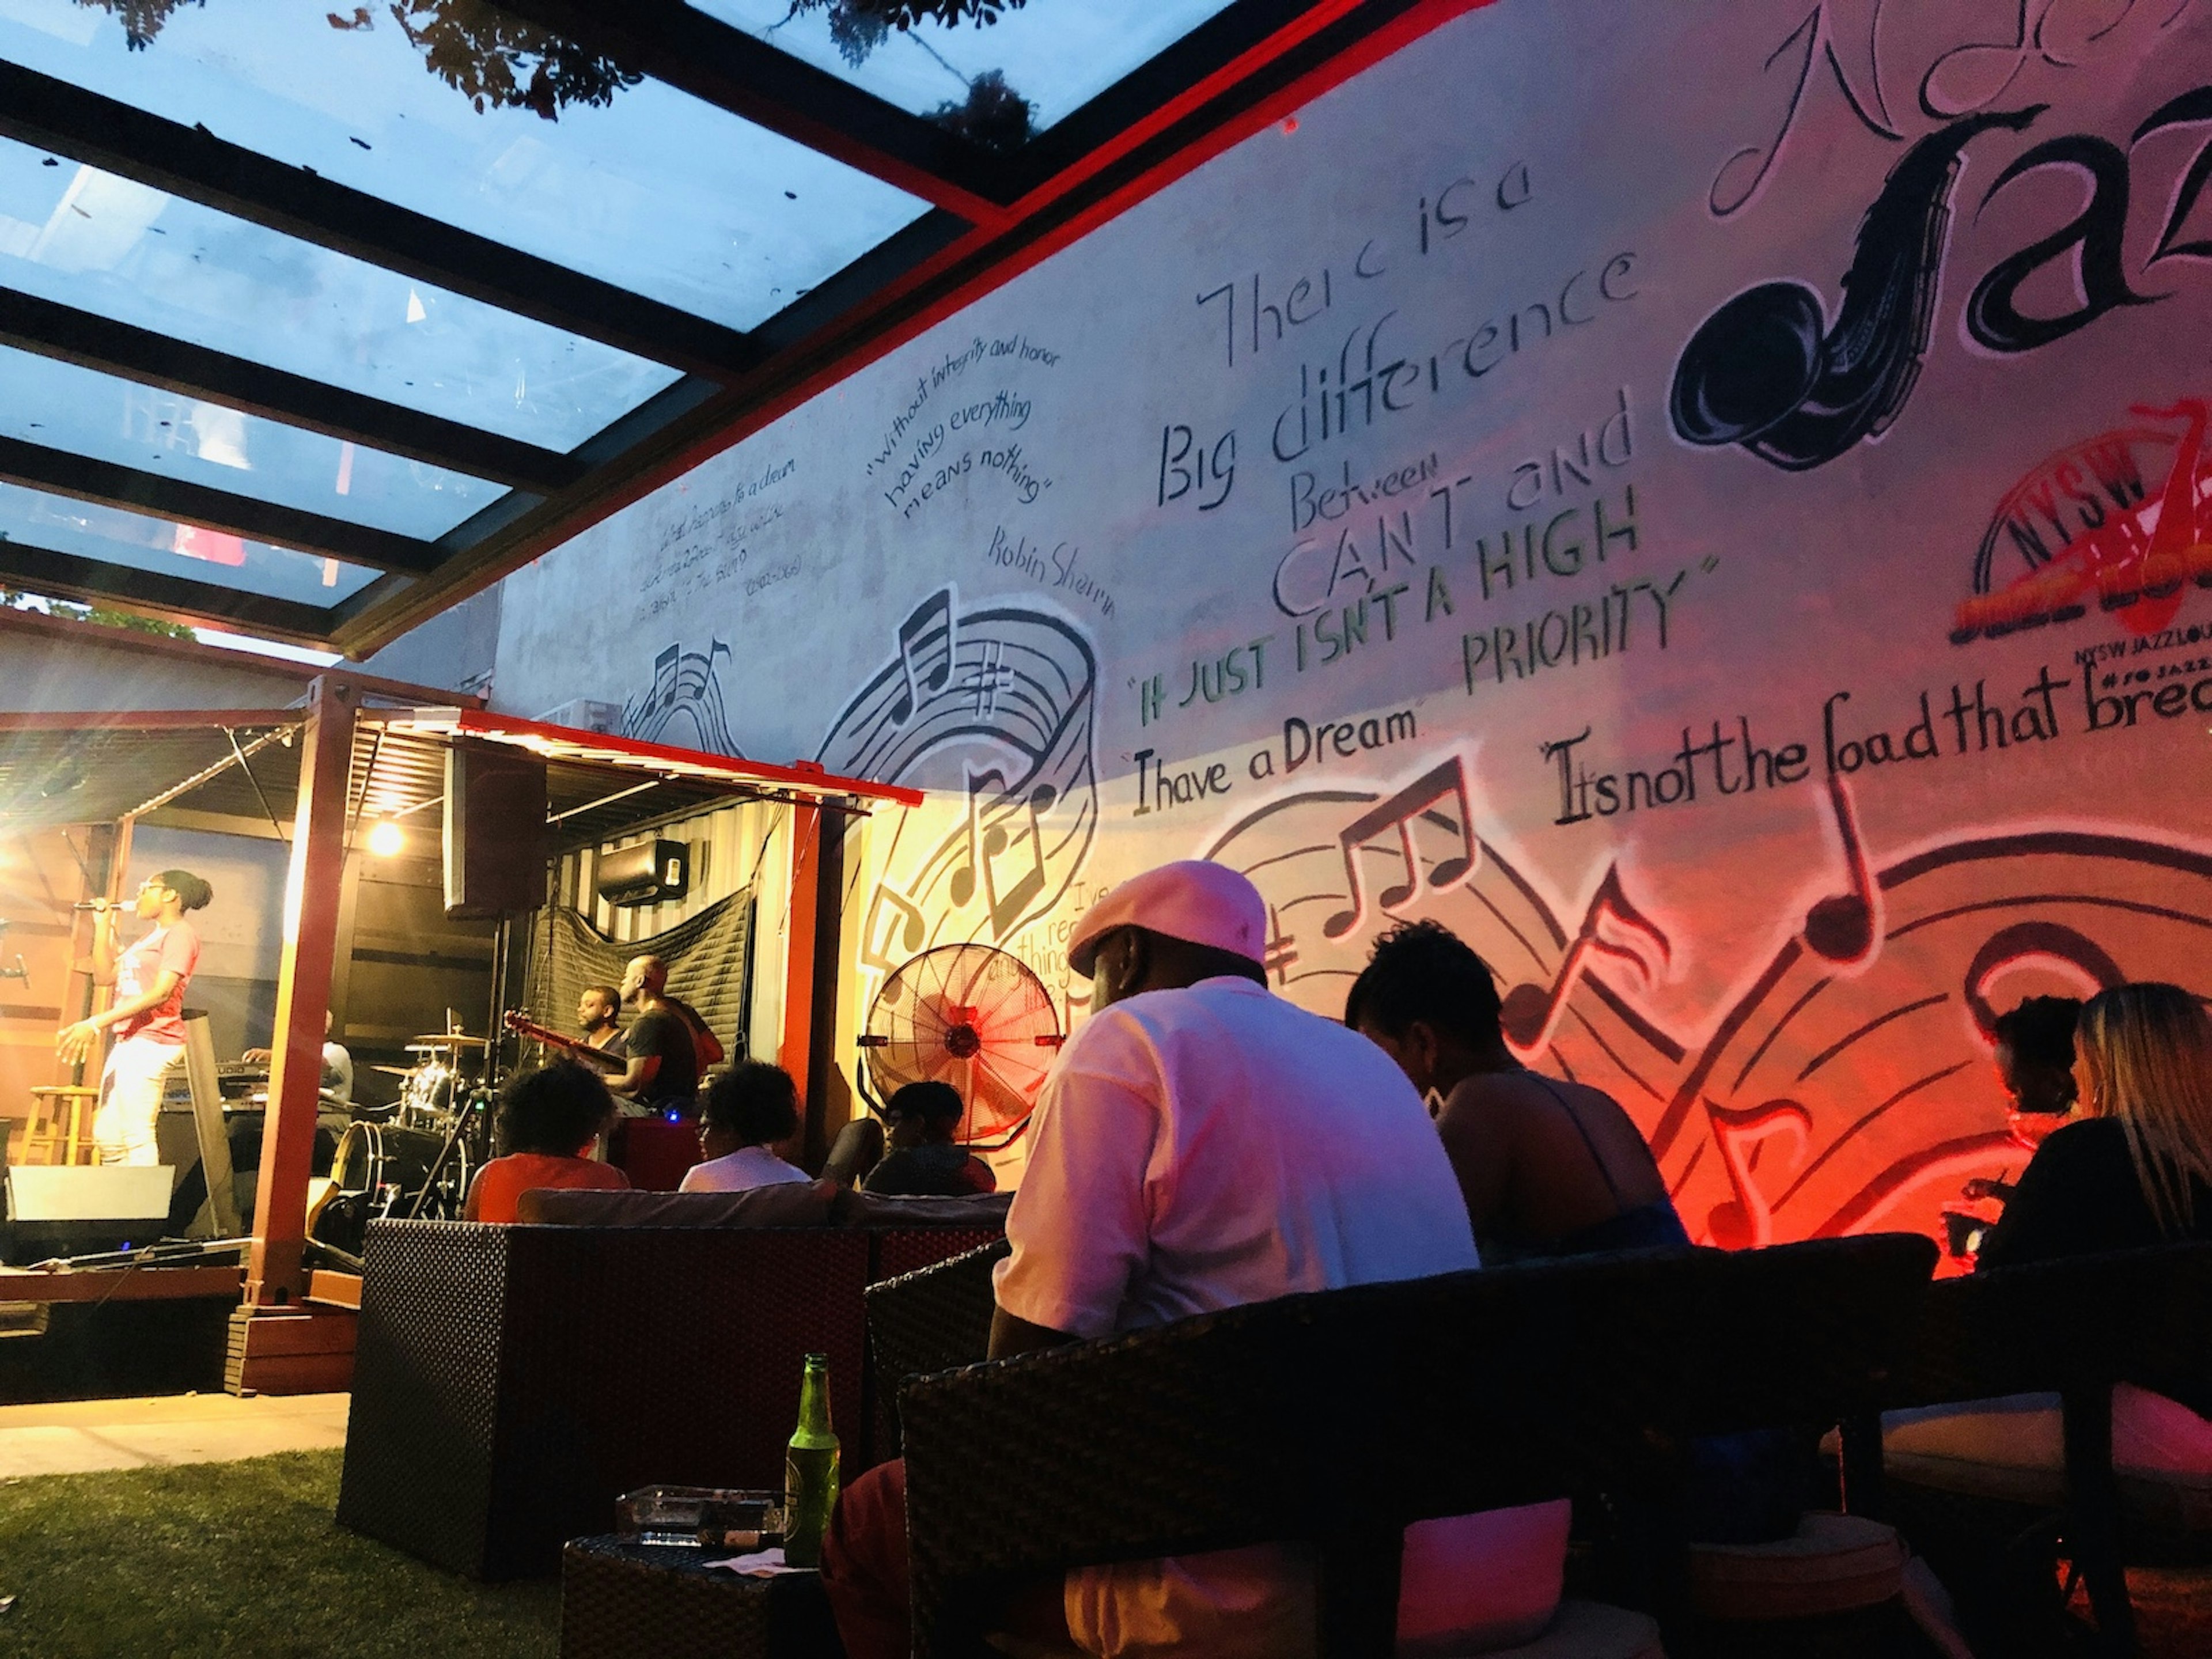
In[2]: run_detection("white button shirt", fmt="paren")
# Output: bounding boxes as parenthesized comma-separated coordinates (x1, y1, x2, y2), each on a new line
(997, 975, 1477, 1336)
(995, 977, 1560, 1659)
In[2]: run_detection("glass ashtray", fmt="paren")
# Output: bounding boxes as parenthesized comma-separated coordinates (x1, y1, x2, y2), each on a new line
(616, 1484, 783, 1550)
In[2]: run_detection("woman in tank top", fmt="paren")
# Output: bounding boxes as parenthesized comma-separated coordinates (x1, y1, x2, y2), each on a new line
(57, 869, 213, 1166)
(1346, 919, 1688, 1261)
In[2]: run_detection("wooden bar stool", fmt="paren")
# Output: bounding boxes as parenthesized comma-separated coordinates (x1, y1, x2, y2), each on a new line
(25, 1085, 99, 1165)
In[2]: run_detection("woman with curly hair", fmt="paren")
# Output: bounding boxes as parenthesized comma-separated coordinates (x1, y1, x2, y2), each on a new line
(1345, 918, 1685, 1259)
(464, 1059, 629, 1223)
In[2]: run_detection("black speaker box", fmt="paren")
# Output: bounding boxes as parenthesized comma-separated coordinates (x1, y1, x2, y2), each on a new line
(594, 839, 690, 908)
(444, 740, 548, 919)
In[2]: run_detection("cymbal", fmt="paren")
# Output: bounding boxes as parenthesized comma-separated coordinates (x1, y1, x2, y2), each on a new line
(408, 1034, 487, 1050)
(369, 1063, 416, 1077)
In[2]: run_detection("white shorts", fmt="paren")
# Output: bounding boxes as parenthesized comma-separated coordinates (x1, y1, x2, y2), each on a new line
(94, 1037, 181, 1166)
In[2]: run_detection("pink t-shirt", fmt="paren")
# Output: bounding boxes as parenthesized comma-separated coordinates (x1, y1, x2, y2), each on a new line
(997, 977, 1566, 1658)
(116, 922, 199, 1045)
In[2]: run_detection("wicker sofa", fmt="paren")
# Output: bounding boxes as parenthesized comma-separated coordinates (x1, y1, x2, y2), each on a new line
(336, 1181, 1007, 1579)
(892, 1234, 1939, 1658)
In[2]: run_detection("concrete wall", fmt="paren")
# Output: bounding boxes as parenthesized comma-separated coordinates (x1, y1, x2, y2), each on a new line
(357, 586, 501, 700)
(476, 0, 2212, 1244)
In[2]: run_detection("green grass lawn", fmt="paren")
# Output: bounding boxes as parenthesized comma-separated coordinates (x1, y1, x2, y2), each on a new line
(0, 1450, 559, 1659)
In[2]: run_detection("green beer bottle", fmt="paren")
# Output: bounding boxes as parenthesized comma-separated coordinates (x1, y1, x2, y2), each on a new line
(783, 1352, 840, 1567)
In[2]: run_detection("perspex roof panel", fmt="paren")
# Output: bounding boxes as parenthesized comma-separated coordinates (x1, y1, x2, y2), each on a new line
(0, 0, 930, 334)
(0, 341, 512, 539)
(0, 0, 1442, 650)
(0, 478, 383, 606)
(0, 135, 682, 449)
(691, 0, 1240, 137)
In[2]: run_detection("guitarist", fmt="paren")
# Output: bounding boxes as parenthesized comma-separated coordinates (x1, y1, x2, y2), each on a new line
(622, 953, 724, 1073)
(613, 956, 702, 1119)
(576, 984, 627, 1064)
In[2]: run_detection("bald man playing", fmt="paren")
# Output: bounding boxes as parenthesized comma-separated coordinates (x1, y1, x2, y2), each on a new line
(613, 955, 702, 1118)
(623, 955, 725, 1070)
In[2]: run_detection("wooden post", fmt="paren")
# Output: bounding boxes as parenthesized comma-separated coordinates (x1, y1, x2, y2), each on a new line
(245, 675, 356, 1307)
(776, 803, 846, 1171)
(778, 801, 821, 1142)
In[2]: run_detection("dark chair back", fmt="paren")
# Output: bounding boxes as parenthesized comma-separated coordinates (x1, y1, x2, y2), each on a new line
(900, 1234, 1937, 1659)
(1888, 1242, 2212, 1416)
(864, 1238, 1009, 1456)
(1842, 1241, 2212, 1656)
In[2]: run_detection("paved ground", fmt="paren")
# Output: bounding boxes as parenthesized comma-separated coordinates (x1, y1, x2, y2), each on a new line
(0, 1392, 349, 1478)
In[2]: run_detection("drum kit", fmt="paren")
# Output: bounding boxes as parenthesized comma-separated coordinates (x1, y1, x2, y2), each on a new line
(309, 1031, 492, 1260)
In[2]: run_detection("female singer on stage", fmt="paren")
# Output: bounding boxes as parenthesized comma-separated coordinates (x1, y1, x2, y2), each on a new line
(55, 869, 213, 1165)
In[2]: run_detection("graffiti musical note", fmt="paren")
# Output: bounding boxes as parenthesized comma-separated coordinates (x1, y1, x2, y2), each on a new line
(1321, 759, 1479, 938)
(1963, 920, 2122, 1039)
(950, 770, 1054, 941)
(625, 639, 741, 756)
(1263, 904, 1299, 987)
(859, 884, 929, 997)
(1703, 1099, 1814, 1250)
(1803, 772, 1878, 964)
(888, 589, 956, 725)
(1498, 865, 1672, 1051)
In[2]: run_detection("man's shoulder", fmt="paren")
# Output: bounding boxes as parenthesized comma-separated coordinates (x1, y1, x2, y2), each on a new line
(1070, 979, 1398, 1094)
(1100, 976, 1275, 1030)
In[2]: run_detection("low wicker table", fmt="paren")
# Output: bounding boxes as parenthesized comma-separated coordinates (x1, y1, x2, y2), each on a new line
(559, 1536, 843, 1659)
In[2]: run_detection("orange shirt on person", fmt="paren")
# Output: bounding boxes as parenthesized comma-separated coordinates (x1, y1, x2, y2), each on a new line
(464, 1152, 630, 1224)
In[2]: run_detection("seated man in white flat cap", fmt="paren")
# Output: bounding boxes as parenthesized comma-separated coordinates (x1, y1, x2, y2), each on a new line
(821, 860, 1569, 1659)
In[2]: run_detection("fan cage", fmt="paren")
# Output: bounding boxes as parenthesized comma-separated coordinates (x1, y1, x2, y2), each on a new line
(859, 944, 1062, 1151)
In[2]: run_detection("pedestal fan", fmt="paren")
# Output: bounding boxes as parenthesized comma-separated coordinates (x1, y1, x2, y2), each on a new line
(857, 944, 1063, 1148)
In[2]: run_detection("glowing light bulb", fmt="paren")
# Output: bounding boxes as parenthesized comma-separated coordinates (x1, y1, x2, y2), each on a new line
(366, 820, 404, 857)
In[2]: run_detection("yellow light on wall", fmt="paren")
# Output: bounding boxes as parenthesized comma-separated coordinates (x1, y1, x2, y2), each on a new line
(366, 820, 404, 858)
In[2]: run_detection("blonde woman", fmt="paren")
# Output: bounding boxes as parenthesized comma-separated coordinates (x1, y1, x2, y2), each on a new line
(1978, 982, 2212, 1264)
(1885, 984, 2212, 1496)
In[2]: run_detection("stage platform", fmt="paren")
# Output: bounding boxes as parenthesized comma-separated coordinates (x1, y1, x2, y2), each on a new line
(0, 1261, 362, 1403)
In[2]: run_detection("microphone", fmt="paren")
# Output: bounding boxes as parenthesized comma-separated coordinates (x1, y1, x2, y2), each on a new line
(71, 900, 115, 911)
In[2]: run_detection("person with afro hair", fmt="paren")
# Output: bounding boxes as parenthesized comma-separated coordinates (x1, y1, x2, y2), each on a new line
(464, 1059, 629, 1222)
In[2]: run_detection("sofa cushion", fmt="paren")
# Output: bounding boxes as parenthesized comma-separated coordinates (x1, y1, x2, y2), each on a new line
(832, 1188, 1013, 1229)
(517, 1180, 839, 1229)
(1880, 1387, 2212, 1532)
(1687, 1511, 1905, 1621)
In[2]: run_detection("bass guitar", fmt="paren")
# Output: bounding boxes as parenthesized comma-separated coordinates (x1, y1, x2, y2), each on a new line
(502, 1009, 626, 1073)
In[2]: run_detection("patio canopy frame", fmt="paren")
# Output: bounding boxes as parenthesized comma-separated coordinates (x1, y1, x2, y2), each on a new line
(0, 0, 1488, 652)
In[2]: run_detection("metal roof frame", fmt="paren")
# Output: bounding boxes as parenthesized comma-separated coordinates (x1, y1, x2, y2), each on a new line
(0, 0, 1486, 652)
(0, 703, 919, 847)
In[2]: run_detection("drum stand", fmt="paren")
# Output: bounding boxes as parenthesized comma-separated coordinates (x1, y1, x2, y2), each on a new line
(406, 1086, 490, 1221)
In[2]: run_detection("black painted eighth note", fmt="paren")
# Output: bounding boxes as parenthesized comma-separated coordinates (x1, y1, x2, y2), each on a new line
(860, 885, 928, 998)
(950, 770, 1056, 941)
(1802, 772, 1877, 965)
(889, 588, 955, 725)
(1321, 759, 1478, 939)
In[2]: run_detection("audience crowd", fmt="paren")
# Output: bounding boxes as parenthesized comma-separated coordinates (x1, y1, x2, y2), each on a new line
(454, 859, 2211, 1656)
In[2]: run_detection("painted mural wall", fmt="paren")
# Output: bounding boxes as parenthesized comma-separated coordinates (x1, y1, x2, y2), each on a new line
(491, 0, 2212, 1248)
